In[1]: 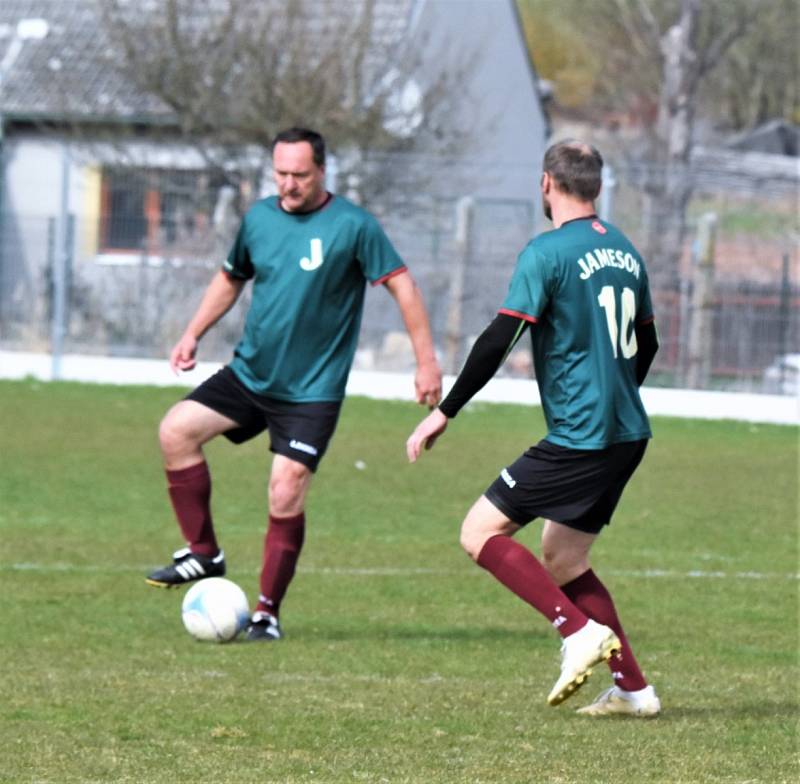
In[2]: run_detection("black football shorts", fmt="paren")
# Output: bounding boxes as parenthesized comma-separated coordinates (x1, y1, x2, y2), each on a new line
(484, 438, 648, 534)
(185, 366, 341, 472)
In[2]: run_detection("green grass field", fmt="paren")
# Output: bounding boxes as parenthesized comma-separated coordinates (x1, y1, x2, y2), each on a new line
(1, 379, 798, 784)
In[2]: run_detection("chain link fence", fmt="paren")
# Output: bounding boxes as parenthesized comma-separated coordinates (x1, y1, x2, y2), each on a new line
(0, 156, 797, 395)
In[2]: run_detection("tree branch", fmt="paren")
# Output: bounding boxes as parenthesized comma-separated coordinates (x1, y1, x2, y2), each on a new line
(611, 0, 662, 62)
(698, 6, 754, 76)
(634, 0, 662, 45)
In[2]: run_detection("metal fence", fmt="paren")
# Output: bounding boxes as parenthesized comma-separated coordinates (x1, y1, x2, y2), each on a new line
(0, 158, 797, 395)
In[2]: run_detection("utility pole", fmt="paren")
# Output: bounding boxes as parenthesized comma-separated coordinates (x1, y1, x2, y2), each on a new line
(51, 145, 71, 379)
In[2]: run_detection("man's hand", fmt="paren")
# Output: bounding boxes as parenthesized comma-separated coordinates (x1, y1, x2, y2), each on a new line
(406, 408, 448, 463)
(169, 333, 199, 374)
(167, 270, 245, 374)
(415, 359, 442, 408)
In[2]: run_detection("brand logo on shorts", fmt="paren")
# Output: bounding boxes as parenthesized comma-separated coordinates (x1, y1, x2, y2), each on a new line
(552, 614, 567, 629)
(299, 238, 324, 271)
(500, 468, 516, 488)
(289, 439, 318, 456)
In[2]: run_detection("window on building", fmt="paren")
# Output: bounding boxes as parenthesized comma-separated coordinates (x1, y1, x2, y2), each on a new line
(99, 168, 225, 255)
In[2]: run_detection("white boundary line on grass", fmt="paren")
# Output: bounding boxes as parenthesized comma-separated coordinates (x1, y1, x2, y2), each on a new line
(1, 350, 798, 425)
(3, 562, 798, 581)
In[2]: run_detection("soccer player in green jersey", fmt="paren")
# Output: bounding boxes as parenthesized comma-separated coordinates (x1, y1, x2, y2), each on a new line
(407, 140, 661, 716)
(147, 128, 442, 642)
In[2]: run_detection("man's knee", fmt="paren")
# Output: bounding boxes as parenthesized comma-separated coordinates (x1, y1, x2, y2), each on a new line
(269, 460, 311, 515)
(459, 521, 486, 562)
(459, 497, 519, 562)
(158, 408, 192, 456)
(541, 540, 591, 586)
(541, 543, 566, 580)
(159, 401, 231, 462)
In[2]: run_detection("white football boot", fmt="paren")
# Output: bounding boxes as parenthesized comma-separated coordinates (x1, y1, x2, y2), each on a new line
(577, 685, 661, 717)
(547, 619, 621, 706)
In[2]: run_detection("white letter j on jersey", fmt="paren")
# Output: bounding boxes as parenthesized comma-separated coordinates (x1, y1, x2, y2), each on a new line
(300, 238, 324, 271)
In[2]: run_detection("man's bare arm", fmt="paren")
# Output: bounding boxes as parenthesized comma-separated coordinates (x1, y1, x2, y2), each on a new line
(383, 270, 442, 407)
(170, 270, 245, 373)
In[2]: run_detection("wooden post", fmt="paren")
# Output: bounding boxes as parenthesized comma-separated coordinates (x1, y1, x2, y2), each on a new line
(444, 196, 473, 375)
(685, 211, 716, 389)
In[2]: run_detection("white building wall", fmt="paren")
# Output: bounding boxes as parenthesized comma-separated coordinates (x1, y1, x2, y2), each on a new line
(413, 0, 548, 205)
(2, 134, 85, 219)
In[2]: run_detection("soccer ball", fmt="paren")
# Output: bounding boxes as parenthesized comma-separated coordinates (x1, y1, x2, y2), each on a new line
(181, 577, 250, 643)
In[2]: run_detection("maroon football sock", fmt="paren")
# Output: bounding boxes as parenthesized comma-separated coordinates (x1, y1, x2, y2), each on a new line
(256, 513, 306, 618)
(165, 461, 219, 557)
(561, 569, 648, 691)
(477, 535, 588, 638)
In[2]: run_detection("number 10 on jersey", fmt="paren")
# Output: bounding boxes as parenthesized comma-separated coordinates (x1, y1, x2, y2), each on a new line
(597, 285, 638, 359)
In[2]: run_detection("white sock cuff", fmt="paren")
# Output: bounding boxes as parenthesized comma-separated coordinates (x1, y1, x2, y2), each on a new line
(617, 684, 654, 698)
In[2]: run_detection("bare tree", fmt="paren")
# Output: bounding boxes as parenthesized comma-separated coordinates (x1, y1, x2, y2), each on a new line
(634, 0, 755, 287)
(707, 0, 799, 130)
(92, 0, 473, 210)
(520, 0, 761, 285)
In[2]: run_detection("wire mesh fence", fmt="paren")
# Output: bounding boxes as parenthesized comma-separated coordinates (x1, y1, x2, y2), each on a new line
(0, 156, 797, 395)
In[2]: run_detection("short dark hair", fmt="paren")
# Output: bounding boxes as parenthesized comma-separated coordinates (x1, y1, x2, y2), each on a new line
(271, 127, 326, 167)
(543, 140, 603, 201)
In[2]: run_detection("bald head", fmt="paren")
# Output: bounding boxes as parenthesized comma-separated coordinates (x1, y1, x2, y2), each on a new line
(542, 140, 604, 202)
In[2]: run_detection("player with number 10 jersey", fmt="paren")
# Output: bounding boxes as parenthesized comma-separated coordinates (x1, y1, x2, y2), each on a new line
(501, 216, 654, 449)
(406, 140, 662, 717)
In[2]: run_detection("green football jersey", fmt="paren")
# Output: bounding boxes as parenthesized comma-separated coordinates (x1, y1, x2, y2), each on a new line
(224, 194, 405, 401)
(500, 216, 654, 449)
